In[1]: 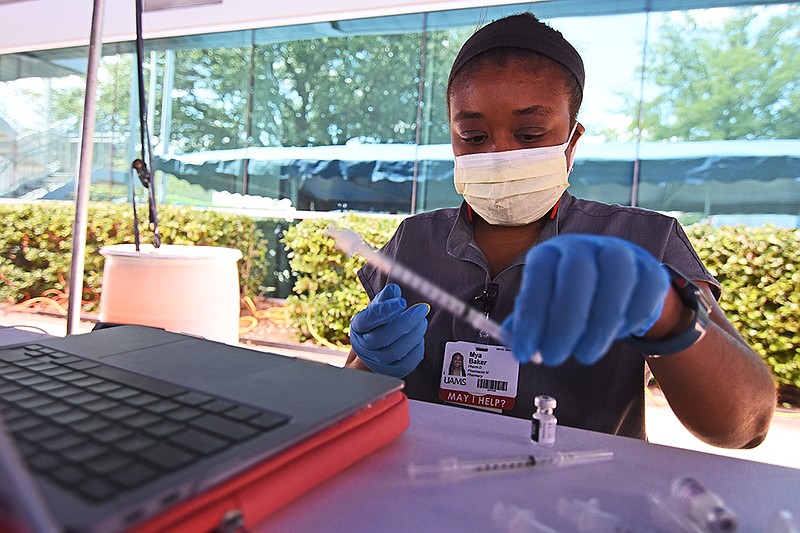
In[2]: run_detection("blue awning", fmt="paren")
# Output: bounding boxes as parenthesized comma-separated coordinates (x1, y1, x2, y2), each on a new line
(154, 139, 800, 215)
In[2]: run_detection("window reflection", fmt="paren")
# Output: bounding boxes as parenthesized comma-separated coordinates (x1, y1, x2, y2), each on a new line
(0, 3, 797, 226)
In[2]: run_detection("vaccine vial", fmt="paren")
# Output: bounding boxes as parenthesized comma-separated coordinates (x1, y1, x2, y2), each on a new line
(531, 395, 557, 446)
(670, 476, 738, 532)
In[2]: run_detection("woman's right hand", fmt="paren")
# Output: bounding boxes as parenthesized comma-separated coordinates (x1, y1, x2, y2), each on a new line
(349, 283, 429, 378)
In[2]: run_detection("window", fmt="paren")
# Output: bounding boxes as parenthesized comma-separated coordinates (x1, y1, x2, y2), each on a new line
(1, 2, 797, 225)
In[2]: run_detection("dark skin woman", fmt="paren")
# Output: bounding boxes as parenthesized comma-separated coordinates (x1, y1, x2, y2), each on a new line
(347, 14, 775, 449)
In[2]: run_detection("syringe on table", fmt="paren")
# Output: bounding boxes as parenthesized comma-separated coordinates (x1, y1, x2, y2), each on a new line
(407, 449, 613, 479)
(325, 226, 542, 364)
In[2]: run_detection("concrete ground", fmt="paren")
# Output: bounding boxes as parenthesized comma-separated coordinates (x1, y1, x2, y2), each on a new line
(2, 308, 798, 470)
(645, 387, 800, 470)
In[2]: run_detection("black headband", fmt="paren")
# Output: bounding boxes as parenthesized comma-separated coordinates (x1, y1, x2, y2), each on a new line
(448, 14, 585, 92)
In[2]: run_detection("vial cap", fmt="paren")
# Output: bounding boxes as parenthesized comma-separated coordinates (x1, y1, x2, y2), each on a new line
(534, 395, 556, 409)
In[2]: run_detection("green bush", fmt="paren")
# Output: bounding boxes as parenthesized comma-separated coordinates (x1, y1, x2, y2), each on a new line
(686, 224, 800, 390)
(5, 202, 798, 392)
(0, 201, 269, 310)
(281, 214, 401, 346)
(284, 217, 800, 391)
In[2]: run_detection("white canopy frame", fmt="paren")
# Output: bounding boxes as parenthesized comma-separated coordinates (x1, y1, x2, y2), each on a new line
(66, 0, 105, 334)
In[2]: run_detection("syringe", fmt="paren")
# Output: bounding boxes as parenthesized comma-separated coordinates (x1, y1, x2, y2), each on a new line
(326, 226, 542, 364)
(493, 501, 563, 533)
(648, 492, 706, 533)
(407, 449, 613, 479)
(558, 497, 654, 533)
(670, 477, 738, 533)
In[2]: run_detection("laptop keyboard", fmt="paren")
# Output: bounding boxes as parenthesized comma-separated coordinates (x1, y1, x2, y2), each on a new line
(0, 344, 290, 503)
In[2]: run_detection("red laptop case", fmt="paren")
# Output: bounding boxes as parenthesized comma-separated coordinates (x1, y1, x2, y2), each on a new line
(128, 391, 408, 533)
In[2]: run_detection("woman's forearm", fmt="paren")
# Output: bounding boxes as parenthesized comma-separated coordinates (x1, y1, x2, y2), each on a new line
(648, 285, 776, 449)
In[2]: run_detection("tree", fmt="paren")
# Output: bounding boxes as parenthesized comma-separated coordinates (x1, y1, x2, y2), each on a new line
(253, 34, 422, 147)
(162, 28, 469, 151)
(622, 7, 799, 141)
(49, 51, 133, 137)
(27, 25, 473, 157)
(168, 47, 251, 152)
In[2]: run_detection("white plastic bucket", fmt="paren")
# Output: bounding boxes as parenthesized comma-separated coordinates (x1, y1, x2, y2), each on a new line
(99, 244, 243, 344)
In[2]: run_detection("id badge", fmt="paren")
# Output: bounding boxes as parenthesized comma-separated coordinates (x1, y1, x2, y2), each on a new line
(439, 341, 519, 412)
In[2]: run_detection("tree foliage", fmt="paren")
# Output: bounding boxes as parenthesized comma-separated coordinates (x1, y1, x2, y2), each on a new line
(35, 8, 800, 150)
(50, 53, 133, 137)
(0, 202, 270, 307)
(39, 27, 470, 170)
(162, 29, 468, 151)
(168, 47, 251, 151)
(626, 7, 800, 141)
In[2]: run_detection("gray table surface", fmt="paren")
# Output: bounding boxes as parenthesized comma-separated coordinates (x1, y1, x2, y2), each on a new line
(3, 328, 795, 531)
(263, 399, 800, 532)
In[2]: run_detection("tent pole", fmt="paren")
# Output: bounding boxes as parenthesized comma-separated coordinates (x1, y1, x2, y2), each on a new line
(67, 0, 106, 335)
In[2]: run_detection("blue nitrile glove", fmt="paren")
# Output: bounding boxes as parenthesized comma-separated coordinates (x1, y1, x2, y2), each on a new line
(350, 283, 429, 378)
(502, 234, 670, 366)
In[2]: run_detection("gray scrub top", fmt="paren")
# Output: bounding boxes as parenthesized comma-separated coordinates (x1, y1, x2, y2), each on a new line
(357, 192, 719, 439)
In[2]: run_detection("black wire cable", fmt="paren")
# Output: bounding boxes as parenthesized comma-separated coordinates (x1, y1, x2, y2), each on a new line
(131, 167, 141, 251)
(132, 0, 161, 249)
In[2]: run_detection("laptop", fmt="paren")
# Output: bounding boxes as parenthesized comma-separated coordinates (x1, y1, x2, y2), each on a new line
(0, 325, 406, 532)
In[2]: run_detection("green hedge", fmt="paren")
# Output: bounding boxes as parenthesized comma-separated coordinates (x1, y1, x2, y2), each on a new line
(686, 224, 800, 389)
(283, 216, 800, 390)
(3, 202, 797, 391)
(0, 202, 269, 310)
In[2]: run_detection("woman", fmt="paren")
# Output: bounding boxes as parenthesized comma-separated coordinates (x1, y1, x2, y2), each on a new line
(448, 353, 466, 377)
(346, 13, 775, 448)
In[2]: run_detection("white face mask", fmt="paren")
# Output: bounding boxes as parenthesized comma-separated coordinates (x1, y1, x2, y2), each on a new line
(453, 125, 578, 226)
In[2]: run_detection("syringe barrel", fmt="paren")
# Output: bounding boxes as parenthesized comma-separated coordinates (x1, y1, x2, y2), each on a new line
(557, 498, 629, 533)
(407, 456, 535, 479)
(493, 502, 562, 533)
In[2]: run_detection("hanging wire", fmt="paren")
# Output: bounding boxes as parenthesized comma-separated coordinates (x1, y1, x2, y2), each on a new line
(131, 0, 161, 250)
